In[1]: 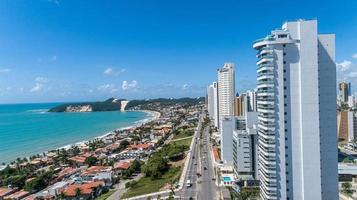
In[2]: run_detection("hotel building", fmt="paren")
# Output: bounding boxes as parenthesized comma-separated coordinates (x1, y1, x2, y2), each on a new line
(253, 19, 338, 200)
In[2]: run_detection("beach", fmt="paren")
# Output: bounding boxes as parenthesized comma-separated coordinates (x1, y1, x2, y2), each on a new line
(0, 103, 158, 165)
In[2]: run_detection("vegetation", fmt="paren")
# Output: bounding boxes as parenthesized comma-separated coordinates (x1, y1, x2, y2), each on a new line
(95, 189, 116, 200)
(126, 97, 205, 110)
(230, 187, 260, 200)
(171, 137, 192, 147)
(342, 182, 353, 196)
(113, 140, 130, 153)
(122, 160, 143, 179)
(24, 170, 54, 192)
(122, 166, 182, 199)
(141, 155, 169, 179)
(48, 98, 123, 112)
(84, 156, 98, 167)
(172, 126, 194, 140)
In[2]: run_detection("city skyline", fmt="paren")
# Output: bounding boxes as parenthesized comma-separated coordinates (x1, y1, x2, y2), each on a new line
(0, 0, 357, 103)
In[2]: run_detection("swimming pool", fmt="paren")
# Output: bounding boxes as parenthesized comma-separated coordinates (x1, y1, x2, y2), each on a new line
(223, 176, 232, 182)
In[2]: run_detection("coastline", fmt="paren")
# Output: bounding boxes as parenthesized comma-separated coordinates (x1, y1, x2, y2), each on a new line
(57, 110, 161, 150)
(0, 109, 160, 167)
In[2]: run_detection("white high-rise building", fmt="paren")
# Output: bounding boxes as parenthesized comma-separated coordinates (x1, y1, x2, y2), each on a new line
(218, 63, 235, 120)
(253, 19, 338, 200)
(207, 82, 219, 127)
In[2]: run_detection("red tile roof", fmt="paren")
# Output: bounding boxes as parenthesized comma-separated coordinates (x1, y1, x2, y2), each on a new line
(0, 188, 16, 198)
(64, 181, 104, 197)
(4, 190, 29, 199)
(213, 146, 220, 161)
(127, 143, 153, 150)
(68, 156, 86, 163)
(113, 161, 131, 170)
(82, 166, 109, 175)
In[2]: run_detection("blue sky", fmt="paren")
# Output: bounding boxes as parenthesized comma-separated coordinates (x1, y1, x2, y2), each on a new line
(0, 0, 357, 103)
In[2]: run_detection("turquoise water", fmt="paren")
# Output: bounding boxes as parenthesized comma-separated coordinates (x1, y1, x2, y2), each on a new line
(0, 103, 149, 164)
(223, 177, 232, 182)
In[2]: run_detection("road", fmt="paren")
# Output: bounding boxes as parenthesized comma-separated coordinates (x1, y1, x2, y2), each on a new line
(179, 118, 218, 199)
(121, 114, 219, 200)
(196, 125, 218, 200)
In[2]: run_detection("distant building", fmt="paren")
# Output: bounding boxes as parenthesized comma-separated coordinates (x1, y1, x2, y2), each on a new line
(220, 116, 236, 165)
(338, 111, 357, 142)
(234, 96, 244, 116)
(339, 82, 351, 103)
(217, 63, 235, 120)
(232, 112, 258, 179)
(207, 82, 219, 127)
(253, 19, 338, 200)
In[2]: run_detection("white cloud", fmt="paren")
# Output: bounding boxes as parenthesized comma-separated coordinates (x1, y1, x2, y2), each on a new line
(103, 67, 126, 76)
(348, 71, 357, 78)
(97, 84, 114, 91)
(0, 68, 11, 73)
(103, 68, 114, 75)
(353, 54, 357, 59)
(182, 84, 190, 90)
(30, 83, 44, 92)
(337, 60, 352, 72)
(35, 77, 49, 83)
(122, 80, 138, 91)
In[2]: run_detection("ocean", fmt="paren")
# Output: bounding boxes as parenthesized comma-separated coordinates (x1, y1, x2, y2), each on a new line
(0, 103, 150, 164)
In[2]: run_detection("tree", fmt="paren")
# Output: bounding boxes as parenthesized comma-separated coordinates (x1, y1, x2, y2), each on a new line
(75, 188, 81, 199)
(129, 160, 142, 172)
(69, 145, 81, 156)
(142, 155, 168, 179)
(85, 156, 98, 167)
(342, 182, 352, 195)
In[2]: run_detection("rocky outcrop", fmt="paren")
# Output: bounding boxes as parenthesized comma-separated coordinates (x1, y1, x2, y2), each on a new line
(120, 100, 129, 111)
(65, 105, 93, 112)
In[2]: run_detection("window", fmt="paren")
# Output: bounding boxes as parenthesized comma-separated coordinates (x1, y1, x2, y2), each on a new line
(283, 52, 286, 56)
(284, 61, 286, 64)
(283, 69, 286, 73)
(283, 44, 286, 47)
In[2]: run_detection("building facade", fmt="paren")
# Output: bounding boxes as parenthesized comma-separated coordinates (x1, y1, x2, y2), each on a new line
(253, 19, 338, 200)
(218, 63, 235, 120)
(232, 112, 258, 179)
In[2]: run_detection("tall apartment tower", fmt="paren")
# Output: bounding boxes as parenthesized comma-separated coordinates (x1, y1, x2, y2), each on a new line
(207, 82, 219, 127)
(339, 82, 351, 103)
(253, 20, 338, 200)
(218, 63, 235, 120)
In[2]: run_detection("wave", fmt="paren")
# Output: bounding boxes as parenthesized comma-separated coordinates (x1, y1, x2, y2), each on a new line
(26, 109, 48, 114)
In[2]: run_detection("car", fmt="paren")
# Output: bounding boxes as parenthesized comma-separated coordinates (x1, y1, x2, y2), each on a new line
(186, 180, 192, 187)
(192, 156, 195, 159)
(204, 167, 207, 170)
(194, 163, 197, 165)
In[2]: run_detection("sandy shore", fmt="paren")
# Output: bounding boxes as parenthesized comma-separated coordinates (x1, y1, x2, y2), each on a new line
(58, 110, 160, 150)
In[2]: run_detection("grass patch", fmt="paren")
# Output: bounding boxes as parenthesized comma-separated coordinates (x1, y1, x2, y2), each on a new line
(171, 137, 192, 147)
(96, 189, 116, 200)
(121, 166, 182, 199)
(172, 127, 194, 140)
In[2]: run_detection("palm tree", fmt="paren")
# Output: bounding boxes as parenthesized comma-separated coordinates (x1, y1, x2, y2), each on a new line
(75, 188, 81, 200)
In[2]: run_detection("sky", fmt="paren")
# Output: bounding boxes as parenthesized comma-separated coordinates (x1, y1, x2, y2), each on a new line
(0, 0, 357, 103)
